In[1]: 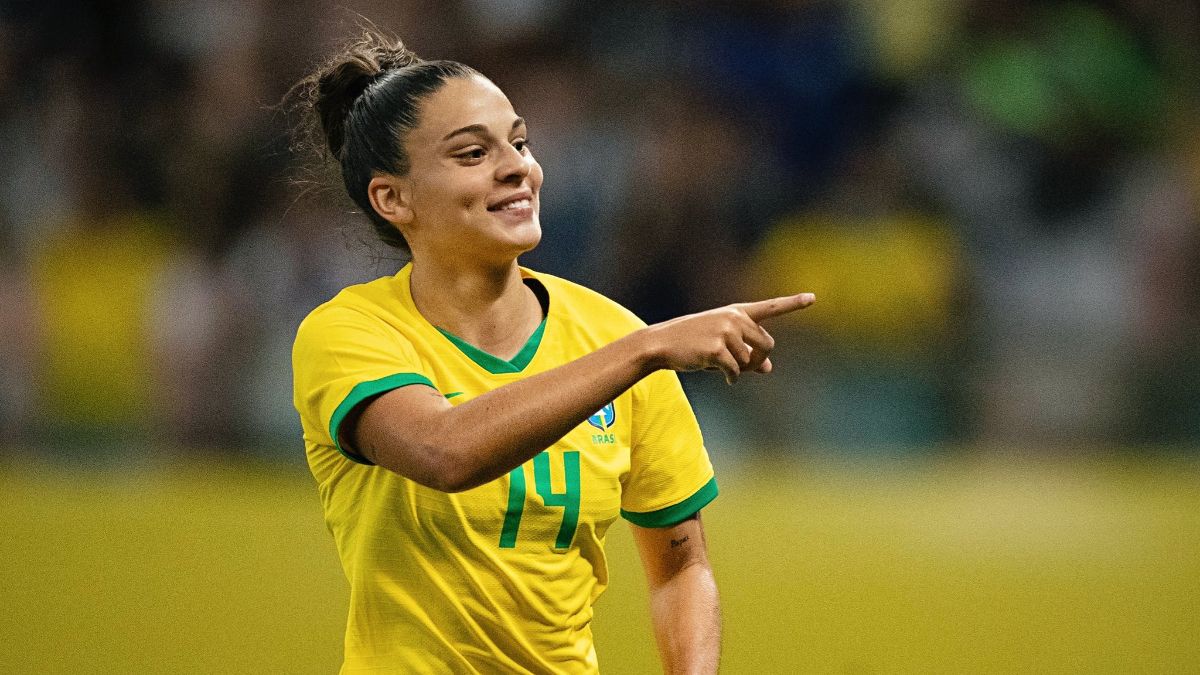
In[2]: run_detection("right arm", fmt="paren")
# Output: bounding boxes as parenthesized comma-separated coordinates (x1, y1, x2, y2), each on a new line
(349, 294, 813, 492)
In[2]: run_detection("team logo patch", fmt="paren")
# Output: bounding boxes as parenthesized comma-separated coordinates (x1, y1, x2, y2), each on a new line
(587, 402, 615, 431)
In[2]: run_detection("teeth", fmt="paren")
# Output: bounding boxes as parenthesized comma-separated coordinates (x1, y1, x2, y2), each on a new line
(498, 199, 530, 210)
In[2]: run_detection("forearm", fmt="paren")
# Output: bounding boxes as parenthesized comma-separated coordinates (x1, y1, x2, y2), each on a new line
(649, 561, 722, 674)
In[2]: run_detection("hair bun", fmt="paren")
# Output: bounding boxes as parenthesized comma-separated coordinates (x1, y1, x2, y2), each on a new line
(288, 25, 482, 254)
(376, 45, 419, 71)
(310, 33, 421, 159)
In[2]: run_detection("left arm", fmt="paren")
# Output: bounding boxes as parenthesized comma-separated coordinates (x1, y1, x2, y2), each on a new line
(631, 512, 721, 674)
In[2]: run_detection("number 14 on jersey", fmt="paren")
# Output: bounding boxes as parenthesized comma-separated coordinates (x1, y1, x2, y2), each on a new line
(499, 451, 580, 550)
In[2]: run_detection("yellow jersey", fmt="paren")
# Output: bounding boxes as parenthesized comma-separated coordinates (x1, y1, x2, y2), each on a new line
(292, 263, 717, 674)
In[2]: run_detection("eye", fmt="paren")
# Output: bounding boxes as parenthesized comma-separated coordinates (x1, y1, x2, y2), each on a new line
(456, 147, 486, 163)
(513, 139, 530, 153)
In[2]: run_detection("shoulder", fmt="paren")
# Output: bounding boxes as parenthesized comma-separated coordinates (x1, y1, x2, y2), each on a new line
(525, 268, 646, 334)
(295, 275, 408, 347)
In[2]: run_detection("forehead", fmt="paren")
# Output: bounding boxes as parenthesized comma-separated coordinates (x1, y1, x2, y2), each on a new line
(414, 75, 518, 141)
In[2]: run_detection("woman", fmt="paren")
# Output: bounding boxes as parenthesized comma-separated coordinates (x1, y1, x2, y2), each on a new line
(291, 32, 813, 674)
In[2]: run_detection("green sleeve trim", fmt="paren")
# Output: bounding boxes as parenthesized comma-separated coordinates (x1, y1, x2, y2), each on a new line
(621, 476, 719, 528)
(436, 317, 546, 374)
(329, 372, 435, 465)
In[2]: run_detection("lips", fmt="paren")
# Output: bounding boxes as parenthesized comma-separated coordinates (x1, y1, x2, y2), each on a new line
(487, 190, 534, 211)
(493, 198, 531, 211)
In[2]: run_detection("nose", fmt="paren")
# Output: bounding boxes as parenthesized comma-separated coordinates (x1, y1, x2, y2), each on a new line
(494, 143, 531, 184)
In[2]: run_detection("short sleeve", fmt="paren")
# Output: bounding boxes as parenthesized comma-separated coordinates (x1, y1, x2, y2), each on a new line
(292, 304, 434, 465)
(620, 369, 718, 527)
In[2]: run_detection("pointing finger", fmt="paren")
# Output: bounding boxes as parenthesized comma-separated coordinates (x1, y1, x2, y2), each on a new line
(739, 293, 815, 323)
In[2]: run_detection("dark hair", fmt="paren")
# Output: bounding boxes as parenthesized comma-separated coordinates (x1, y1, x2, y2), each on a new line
(295, 31, 479, 250)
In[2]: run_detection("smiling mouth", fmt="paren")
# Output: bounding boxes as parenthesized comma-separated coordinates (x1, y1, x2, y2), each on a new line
(489, 198, 532, 212)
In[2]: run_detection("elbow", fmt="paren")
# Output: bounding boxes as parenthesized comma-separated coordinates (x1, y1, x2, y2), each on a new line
(423, 462, 474, 493)
(434, 476, 479, 494)
(431, 451, 494, 493)
(423, 466, 488, 494)
(395, 434, 489, 494)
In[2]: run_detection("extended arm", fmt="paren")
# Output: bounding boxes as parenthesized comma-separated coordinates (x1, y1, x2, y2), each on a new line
(351, 327, 655, 490)
(632, 513, 720, 674)
(349, 294, 813, 491)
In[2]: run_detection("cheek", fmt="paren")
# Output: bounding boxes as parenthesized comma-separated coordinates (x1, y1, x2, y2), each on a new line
(410, 175, 445, 213)
(415, 176, 479, 214)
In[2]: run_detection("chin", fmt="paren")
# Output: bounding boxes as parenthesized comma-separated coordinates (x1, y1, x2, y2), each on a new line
(475, 223, 540, 264)
(518, 224, 542, 252)
(505, 219, 542, 253)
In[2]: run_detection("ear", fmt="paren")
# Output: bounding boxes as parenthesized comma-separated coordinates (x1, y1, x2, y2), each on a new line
(367, 175, 413, 227)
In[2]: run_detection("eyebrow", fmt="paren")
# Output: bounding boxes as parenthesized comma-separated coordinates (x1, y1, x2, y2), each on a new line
(441, 117, 526, 142)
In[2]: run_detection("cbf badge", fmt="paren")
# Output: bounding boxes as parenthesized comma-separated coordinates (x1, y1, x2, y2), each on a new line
(587, 402, 615, 431)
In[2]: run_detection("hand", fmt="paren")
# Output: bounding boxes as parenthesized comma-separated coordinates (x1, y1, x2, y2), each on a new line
(640, 293, 815, 384)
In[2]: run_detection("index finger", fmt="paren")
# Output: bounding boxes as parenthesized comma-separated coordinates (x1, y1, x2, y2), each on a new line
(739, 293, 816, 322)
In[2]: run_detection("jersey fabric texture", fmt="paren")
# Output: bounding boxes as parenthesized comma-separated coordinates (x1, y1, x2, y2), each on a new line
(292, 263, 717, 674)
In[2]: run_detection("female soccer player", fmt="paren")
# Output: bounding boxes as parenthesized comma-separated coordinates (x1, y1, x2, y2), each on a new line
(291, 32, 813, 674)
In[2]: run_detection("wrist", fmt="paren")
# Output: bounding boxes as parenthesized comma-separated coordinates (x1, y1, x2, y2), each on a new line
(629, 326, 666, 375)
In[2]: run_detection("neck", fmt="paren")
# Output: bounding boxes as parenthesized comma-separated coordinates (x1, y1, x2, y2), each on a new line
(409, 256, 540, 352)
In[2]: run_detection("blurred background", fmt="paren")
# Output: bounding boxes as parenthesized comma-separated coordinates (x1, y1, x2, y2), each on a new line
(1, 0, 1197, 672)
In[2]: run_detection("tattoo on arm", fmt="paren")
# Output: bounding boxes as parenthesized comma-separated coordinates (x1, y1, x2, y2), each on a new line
(670, 535, 690, 548)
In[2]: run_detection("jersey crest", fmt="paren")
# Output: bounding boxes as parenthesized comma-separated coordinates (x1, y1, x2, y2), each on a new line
(587, 402, 615, 431)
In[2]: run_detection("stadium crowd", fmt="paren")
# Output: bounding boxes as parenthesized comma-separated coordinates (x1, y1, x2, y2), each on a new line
(1, 0, 1197, 458)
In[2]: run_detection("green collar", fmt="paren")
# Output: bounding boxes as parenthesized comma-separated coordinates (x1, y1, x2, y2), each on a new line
(436, 317, 546, 374)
